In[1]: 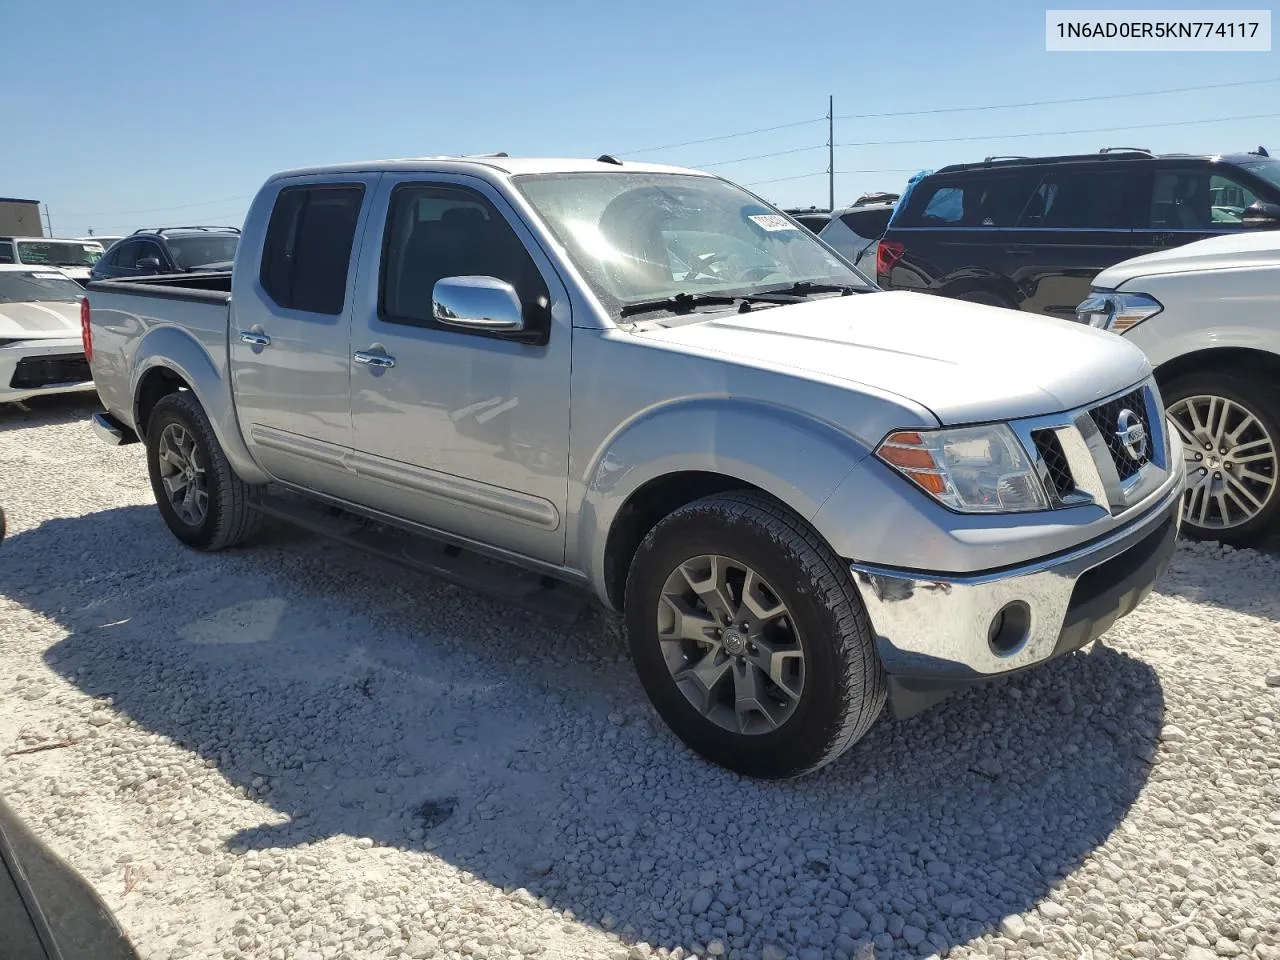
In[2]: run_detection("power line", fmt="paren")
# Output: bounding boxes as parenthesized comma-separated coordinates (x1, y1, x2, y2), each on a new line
(836, 111, 1280, 149)
(745, 169, 917, 186)
(700, 145, 828, 168)
(837, 76, 1280, 121)
(622, 77, 1280, 159)
(622, 118, 825, 156)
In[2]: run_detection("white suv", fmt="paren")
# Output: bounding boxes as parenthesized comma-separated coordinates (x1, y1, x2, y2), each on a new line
(1078, 230, 1280, 545)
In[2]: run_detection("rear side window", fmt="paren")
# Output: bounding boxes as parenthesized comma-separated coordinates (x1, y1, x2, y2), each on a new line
(899, 175, 1035, 227)
(260, 184, 365, 314)
(0, 241, 13, 264)
(839, 208, 894, 239)
(1021, 166, 1147, 229)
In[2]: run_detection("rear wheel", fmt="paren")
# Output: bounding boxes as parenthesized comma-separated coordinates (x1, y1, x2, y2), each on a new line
(624, 491, 885, 778)
(1163, 371, 1280, 546)
(146, 391, 263, 550)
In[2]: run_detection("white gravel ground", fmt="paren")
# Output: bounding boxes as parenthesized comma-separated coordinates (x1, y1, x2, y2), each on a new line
(2, 395, 1279, 960)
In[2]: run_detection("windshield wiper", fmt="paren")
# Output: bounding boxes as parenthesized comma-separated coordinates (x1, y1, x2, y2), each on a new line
(763, 281, 862, 297)
(620, 293, 738, 318)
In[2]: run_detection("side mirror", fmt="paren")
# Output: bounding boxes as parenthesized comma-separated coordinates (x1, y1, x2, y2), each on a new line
(136, 257, 162, 271)
(1241, 202, 1280, 228)
(432, 276, 524, 333)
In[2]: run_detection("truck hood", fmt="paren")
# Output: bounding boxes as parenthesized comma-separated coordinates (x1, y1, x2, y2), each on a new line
(1096, 230, 1280, 290)
(639, 290, 1150, 425)
(0, 300, 81, 340)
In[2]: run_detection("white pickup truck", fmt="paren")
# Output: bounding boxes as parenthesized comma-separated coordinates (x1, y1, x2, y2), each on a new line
(85, 156, 1183, 777)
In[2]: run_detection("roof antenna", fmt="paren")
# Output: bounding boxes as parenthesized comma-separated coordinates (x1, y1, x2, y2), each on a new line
(1257, 145, 1270, 157)
(597, 154, 623, 165)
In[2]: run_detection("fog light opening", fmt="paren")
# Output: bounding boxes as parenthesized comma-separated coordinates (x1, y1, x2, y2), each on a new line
(988, 601, 1031, 656)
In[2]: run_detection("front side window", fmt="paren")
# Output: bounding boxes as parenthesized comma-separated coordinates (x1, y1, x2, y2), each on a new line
(260, 184, 365, 315)
(168, 235, 239, 269)
(0, 271, 85, 303)
(110, 241, 141, 269)
(0, 241, 14, 264)
(1150, 168, 1258, 228)
(14, 240, 103, 267)
(514, 172, 865, 316)
(380, 183, 549, 331)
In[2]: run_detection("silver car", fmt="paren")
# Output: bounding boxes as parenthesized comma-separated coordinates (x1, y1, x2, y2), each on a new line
(85, 156, 1183, 777)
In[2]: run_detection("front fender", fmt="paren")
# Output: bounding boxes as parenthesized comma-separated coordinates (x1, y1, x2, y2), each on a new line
(131, 326, 269, 485)
(572, 398, 873, 608)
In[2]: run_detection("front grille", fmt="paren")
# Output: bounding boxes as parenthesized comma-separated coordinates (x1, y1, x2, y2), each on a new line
(1089, 388, 1151, 480)
(1032, 429, 1074, 498)
(9, 354, 91, 390)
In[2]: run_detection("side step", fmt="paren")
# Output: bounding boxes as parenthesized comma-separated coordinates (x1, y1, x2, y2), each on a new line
(252, 493, 588, 624)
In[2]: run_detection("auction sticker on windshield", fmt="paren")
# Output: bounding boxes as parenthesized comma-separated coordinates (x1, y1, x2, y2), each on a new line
(33, 273, 66, 280)
(748, 214, 798, 232)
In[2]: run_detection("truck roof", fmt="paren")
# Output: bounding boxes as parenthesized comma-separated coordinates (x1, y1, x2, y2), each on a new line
(267, 155, 709, 182)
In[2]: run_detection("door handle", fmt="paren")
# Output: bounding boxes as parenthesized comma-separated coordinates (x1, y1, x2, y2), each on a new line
(353, 351, 395, 369)
(240, 331, 271, 347)
(1004, 245, 1033, 256)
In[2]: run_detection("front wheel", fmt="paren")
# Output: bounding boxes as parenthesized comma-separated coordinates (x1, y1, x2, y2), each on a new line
(146, 391, 263, 551)
(625, 492, 886, 778)
(1164, 371, 1280, 546)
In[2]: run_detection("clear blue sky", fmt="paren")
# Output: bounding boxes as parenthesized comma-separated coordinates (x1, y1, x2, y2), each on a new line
(3, 0, 1277, 236)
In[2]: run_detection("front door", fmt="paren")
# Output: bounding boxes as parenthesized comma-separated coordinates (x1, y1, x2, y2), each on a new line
(230, 176, 374, 495)
(347, 175, 571, 564)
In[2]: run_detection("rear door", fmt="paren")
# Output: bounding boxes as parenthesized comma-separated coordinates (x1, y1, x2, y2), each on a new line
(230, 176, 375, 496)
(1005, 162, 1151, 317)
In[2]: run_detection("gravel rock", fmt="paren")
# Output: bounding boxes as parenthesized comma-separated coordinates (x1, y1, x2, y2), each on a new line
(1, 401, 1278, 960)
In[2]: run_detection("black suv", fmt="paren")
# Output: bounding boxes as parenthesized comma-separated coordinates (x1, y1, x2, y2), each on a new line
(90, 226, 240, 281)
(877, 147, 1280, 315)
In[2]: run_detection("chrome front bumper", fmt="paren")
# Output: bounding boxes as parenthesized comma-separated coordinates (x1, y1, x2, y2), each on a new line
(849, 477, 1183, 716)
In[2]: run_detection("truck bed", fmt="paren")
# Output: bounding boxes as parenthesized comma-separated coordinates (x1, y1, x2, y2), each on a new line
(86, 271, 232, 301)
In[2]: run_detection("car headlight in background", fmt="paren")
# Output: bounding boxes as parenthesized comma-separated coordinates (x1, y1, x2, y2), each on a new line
(1074, 291, 1163, 333)
(876, 425, 1049, 513)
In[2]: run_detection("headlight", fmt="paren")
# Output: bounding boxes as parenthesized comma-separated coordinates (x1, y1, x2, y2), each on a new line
(876, 425, 1049, 513)
(1074, 291, 1162, 333)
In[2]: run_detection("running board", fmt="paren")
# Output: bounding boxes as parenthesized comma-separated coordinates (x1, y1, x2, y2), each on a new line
(251, 493, 588, 624)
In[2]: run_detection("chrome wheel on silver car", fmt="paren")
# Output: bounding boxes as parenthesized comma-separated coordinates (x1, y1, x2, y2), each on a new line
(1169, 394, 1278, 531)
(1163, 371, 1280, 547)
(156, 423, 209, 526)
(658, 554, 805, 735)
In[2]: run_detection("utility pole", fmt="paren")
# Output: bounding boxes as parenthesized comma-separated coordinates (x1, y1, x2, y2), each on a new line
(827, 94, 834, 212)
(41, 204, 53, 238)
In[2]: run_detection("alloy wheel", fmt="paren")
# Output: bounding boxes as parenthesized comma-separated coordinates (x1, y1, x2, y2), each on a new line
(657, 554, 805, 735)
(156, 422, 209, 526)
(1168, 394, 1278, 530)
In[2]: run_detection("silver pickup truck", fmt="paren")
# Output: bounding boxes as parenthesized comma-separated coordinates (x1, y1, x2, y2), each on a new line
(85, 156, 1184, 778)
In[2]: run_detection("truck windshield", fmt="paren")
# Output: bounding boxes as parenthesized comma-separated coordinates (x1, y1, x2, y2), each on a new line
(514, 172, 870, 317)
(15, 240, 103, 267)
(167, 235, 239, 269)
(0, 271, 85, 303)
(1239, 159, 1280, 192)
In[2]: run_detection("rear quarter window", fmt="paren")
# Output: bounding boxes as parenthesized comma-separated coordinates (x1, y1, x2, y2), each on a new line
(897, 174, 1036, 228)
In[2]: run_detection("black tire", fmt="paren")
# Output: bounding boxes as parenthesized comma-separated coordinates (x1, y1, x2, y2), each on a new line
(145, 391, 263, 551)
(1162, 370, 1280, 546)
(955, 289, 1017, 310)
(625, 491, 886, 778)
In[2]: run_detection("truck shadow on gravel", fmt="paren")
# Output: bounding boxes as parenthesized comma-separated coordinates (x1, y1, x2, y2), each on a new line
(7, 505, 1168, 960)
(0, 394, 101, 434)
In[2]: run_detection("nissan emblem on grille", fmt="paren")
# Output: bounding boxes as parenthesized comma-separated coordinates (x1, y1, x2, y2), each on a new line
(1114, 409, 1148, 462)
